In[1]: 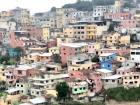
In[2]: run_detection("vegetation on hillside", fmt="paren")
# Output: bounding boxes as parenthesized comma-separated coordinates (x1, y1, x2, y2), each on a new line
(91, 55, 100, 63)
(106, 87, 140, 101)
(56, 82, 71, 101)
(63, 0, 115, 11)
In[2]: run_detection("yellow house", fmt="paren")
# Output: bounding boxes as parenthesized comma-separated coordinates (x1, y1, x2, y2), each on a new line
(49, 47, 60, 54)
(86, 24, 97, 40)
(63, 26, 74, 38)
(103, 32, 120, 46)
(116, 56, 126, 62)
(21, 52, 52, 63)
(68, 62, 95, 72)
(119, 35, 130, 45)
(42, 26, 50, 42)
(0, 65, 6, 81)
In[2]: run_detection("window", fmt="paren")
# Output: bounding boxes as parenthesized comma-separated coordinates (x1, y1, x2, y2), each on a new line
(51, 80, 54, 82)
(80, 88, 82, 90)
(136, 52, 140, 55)
(135, 81, 138, 84)
(112, 80, 115, 82)
(132, 58, 134, 60)
(21, 85, 23, 87)
(37, 92, 39, 94)
(129, 82, 133, 84)
(130, 77, 132, 79)
(83, 87, 86, 90)
(106, 80, 108, 82)
(18, 71, 22, 74)
(74, 89, 77, 91)
(131, 52, 135, 55)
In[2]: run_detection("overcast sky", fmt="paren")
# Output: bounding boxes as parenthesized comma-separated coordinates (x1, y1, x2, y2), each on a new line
(0, 0, 76, 14)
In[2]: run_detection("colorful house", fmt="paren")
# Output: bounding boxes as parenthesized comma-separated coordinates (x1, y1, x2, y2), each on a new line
(99, 53, 116, 70)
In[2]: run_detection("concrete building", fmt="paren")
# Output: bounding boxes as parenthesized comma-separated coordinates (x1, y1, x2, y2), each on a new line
(42, 26, 50, 42)
(11, 7, 30, 27)
(99, 53, 117, 70)
(123, 72, 140, 88)
(30, 73, 69, 96)
(60, 43, 88, 64)
(130, 48, 140, 63)
(102, 75, 122, 89)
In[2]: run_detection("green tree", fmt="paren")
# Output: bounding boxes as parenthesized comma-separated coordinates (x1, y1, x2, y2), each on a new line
(12, 100, 20, 105)
(51, 7, 56, 12)
(108, 23, 114, 32)
(14, 47, 23, 62)
(52, 54, 61, 63)
(92, 55, 100, 63)
(0, 56, 10, 65)
(56, 82, 70, 101)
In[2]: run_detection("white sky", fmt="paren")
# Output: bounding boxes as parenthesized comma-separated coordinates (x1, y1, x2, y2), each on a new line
(0, 0, 76, 14)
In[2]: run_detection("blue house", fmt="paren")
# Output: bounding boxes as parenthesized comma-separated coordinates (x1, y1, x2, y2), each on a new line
(99, 53, 116, 70)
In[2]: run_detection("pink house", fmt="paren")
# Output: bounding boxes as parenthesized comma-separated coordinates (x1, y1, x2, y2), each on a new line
(14, 65, 37, 80)
(69, 71, 86, 80)
(9, 31, 27, 48)
(60, 43, 87, 65)
(118, 19, 137, 29)
(99, 49, 130, 56)
(88, 72, 103, 93)
(105, 12, 132, 20)
(116, 66, 135, 76)
(23, 25, 43, 40)
(47, 39, 57, 48)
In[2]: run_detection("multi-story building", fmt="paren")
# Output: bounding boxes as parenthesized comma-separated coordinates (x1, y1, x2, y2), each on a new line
(21, 52, 52, 63)
(63, 26, 75, 38)
(68, 81, 88, 101)
(99, 53, 117, 70)
(0, 11, 14, 19)
(60, 43, 88, 64)
(102, 32, 120, 46)
(42, 26, 50, 42)
(57, 37, 77, 47)
(93, 5, 114, 21)
(23, 25, 43, 40)
(9, 31, 30, 48)
(130, 48, 140, 63)
(30, 73, 69, 96)
(102, 74, 122, 89)
(86, 24, 97, 40)
(0, 18, 16, 31)
(119, 35, 130, 46)
(68, 54, 97, 72)
(123, 72, 140, 88)
(11, 7, 30, 27)
(116, 65, 135, 76)
(72, 22, 97, 40)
